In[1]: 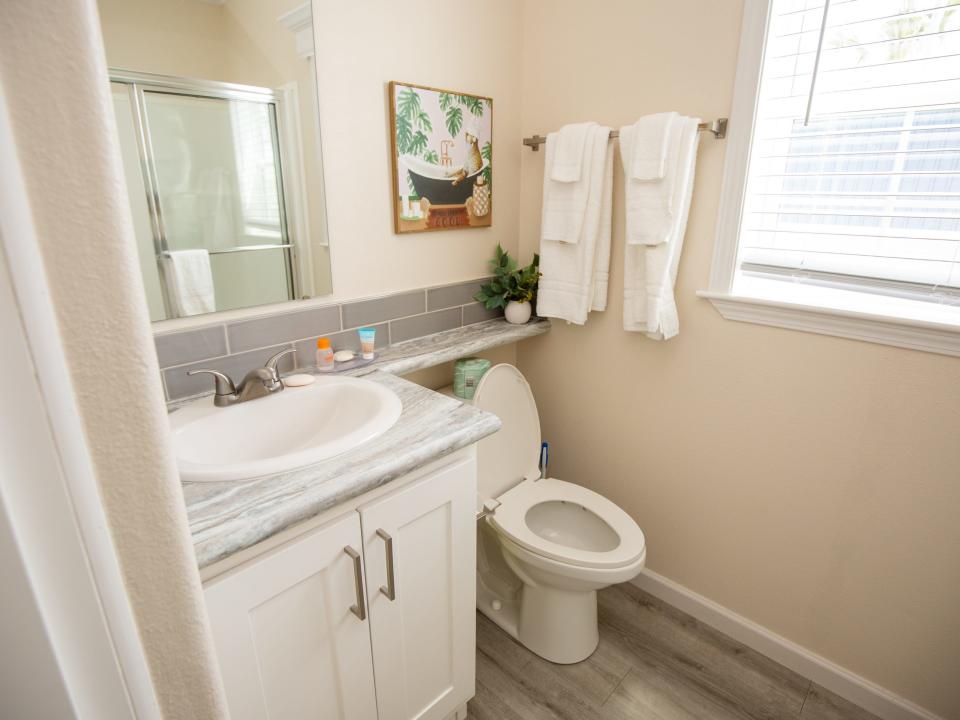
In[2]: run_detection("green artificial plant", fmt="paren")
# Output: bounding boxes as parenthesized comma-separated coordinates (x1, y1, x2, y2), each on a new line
(474, 244, 541, 309)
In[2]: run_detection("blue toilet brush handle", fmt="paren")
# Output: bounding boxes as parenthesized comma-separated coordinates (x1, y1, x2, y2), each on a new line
(539, 442, 549, 479)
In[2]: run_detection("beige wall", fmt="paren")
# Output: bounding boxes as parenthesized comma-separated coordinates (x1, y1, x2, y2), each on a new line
(0, 0, 228, 715)
(516, 1, 960, 718)
(312, 0, 524, 302)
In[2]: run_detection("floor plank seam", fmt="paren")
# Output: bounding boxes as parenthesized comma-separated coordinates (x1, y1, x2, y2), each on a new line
(599, 666, 630, 708)
(799, 680, 812, 716)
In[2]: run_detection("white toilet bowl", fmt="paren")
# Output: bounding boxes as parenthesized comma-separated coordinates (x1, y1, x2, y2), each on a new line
(464, 364, 646, 664)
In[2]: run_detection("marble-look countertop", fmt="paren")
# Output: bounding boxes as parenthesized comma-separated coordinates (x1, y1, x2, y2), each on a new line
(181, 318, 549, 569)
(343, 317, 550, 378)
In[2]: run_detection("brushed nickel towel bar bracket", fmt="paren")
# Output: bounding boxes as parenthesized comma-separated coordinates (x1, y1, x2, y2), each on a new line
(522, 117, 728, 151)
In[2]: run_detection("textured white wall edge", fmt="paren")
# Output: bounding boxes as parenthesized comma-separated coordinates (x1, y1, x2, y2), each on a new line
(0, 0, 231, 715)
(0, 82, 159, 717)
(631, 571, 945, 720)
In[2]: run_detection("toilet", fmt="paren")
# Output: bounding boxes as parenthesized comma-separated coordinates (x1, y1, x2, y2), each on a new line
(463, 364, 646, 664)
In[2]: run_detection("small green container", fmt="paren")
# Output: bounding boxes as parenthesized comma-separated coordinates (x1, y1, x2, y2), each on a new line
(453, 358, 492, 400)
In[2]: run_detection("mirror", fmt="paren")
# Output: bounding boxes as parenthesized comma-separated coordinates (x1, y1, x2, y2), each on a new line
(98, 0, 332, 321)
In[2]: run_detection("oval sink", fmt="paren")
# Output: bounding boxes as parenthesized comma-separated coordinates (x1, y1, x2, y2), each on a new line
(170, 375, 402, 482)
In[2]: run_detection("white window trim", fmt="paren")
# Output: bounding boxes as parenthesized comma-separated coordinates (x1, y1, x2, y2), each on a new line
(701, 0, 960, 357)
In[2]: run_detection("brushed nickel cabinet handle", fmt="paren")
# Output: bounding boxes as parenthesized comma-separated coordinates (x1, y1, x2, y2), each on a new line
(343, 546, 366, 621)
(376, 529, 396, 601)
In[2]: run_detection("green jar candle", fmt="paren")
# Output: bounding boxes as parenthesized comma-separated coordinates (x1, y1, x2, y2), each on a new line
(453, 358, 492, 400)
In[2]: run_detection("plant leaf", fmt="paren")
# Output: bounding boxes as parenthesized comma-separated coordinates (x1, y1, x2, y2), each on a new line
(445, 106, 463, 137)
(416, 110, 432, 132)
(409, 131, 428, 155)
(397, 87, 422, 122)
(395, 114, 412, 154)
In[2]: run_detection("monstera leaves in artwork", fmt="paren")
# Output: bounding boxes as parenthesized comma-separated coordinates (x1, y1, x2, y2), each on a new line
(394, 85, 491, 193)
(395, 86, 432, 161)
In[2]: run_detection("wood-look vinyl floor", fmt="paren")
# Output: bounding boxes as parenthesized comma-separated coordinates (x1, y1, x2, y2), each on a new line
(468, 583, 880, 720)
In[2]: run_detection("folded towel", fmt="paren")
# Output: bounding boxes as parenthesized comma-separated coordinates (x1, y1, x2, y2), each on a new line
(627, 112, 677, 180)
(619, 112, 682, 245)
(549, 122, 594, 183)
(537, 125, 614, 324)
(623, 116, 700, 339)
(541, 122, 601, 244)
(591, 141, 614, 312)
(166, 249, 215, 317)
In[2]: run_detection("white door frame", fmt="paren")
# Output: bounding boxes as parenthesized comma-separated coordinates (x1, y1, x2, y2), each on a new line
(0, 82, 160, 719)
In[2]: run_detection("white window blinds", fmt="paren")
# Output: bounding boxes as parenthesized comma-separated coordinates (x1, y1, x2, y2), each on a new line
(737, 0, 960, 303)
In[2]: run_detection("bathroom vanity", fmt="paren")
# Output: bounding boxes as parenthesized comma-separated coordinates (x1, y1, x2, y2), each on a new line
(179, 320, 550, 720)
(203, 451, 477, 720)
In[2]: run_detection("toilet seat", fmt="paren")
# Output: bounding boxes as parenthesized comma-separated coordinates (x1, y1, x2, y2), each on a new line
(489, 478, 646, 570)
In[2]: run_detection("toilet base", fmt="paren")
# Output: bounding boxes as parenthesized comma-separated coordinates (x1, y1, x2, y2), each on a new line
(477, 574, 600, 664)
(519, 584, 599, 664)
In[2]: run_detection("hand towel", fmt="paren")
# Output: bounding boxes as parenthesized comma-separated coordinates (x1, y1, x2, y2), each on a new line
(626, 112, 677, 180)
(537, 125, 614, 324)
(549, 122, 594, 183)
(166, 249, 215, 316)
(619, 112, 682, 246)
(623, 116, 700, 339)
(540, 122, 600, 244)
(591, 141, 614, 312)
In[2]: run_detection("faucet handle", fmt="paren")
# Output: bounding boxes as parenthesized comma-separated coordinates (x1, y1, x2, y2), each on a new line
(265, 347, 296, 373)
(186, 369, 237, 397)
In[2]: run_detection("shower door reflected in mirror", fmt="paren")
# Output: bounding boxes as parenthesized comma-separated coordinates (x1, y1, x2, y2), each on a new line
(100, 0, 332, 321)
(112, 78, 296, 319)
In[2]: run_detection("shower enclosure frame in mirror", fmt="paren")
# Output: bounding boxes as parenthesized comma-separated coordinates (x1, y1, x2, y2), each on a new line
(111, 69, 323, 321)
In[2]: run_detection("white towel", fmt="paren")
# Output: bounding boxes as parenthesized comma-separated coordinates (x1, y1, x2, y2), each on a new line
(591, 142, 614, 312)
(619, 112, 682, 246)
(549, 122, 594, 183)
(166, 249, 215, 316)
(540, 122, 601, 244)
(537, 125, 614, 325)
(622, 116, 700, 339)
(627, 112, 677, 180)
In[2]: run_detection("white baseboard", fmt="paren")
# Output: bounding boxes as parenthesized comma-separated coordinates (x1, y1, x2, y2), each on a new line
(630, 570, 945, 720)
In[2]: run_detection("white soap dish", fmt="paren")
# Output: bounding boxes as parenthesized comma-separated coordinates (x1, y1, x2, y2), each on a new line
(283, 374, 315, 387)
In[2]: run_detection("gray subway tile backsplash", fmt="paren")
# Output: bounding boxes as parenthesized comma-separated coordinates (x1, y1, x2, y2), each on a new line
(427, 279, 485, 311)
(155, 279, 501, 402)
(390, 307, 462, 344)
(164, 344, 296, 400)
(227, 304, 340, 354)
(341, 290, 425, 329)
(463, 301, 504, 325)
(154, 325, 227, 368)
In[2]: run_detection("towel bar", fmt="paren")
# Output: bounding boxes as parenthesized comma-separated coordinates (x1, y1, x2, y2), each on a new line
(522, 117, 727, 151)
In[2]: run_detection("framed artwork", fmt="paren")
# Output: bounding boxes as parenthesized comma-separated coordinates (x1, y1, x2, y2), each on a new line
(389, 81, 492, 234)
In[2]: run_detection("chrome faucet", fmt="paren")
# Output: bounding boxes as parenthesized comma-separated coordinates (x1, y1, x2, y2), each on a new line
(187, 347, 296, 407)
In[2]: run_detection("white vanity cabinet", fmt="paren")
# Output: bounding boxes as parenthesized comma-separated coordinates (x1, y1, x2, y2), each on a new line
(203, 453, 477, 720)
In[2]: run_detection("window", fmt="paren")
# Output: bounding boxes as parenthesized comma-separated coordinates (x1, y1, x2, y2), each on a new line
(704, 0, 960, 355)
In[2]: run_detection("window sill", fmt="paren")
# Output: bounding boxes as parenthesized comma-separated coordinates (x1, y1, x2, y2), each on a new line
(697, 290, 960, 357)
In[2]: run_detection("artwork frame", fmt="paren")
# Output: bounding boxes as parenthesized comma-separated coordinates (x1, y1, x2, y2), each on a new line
(389, 81, 493, 234)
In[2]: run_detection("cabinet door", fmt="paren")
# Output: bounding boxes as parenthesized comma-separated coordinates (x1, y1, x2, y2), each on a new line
(204, 512, 378, 720)
(360, 456, 477, 720)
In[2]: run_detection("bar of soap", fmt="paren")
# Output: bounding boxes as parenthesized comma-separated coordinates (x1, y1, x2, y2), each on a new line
(283, 374, 315, 387)
(333, 350, 355, 362)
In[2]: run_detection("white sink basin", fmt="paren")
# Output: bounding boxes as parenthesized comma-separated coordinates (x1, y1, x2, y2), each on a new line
(170, 375, 402, 482)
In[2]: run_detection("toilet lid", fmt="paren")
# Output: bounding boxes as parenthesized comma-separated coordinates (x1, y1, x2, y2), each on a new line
(472, 364, 542, 501)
